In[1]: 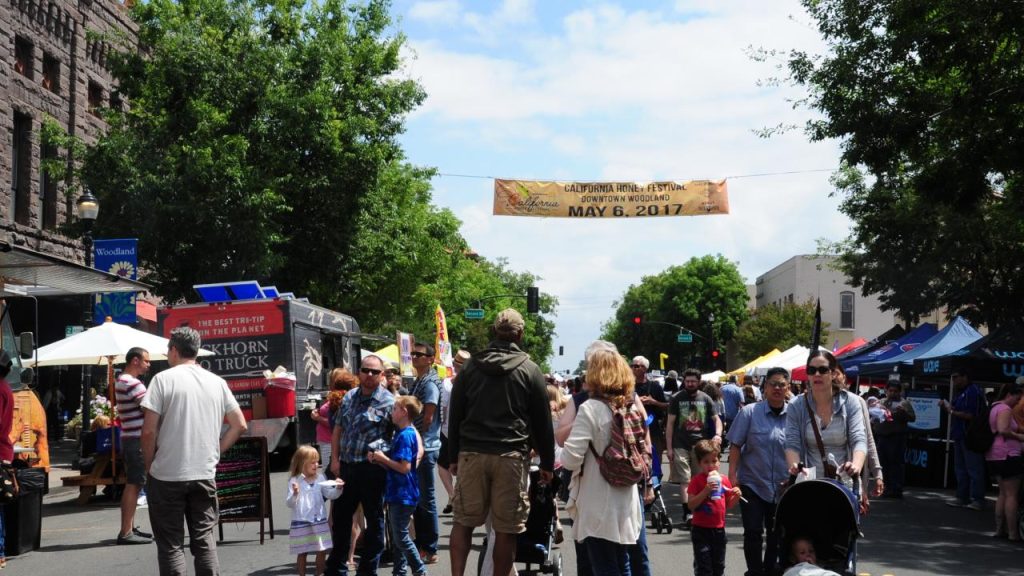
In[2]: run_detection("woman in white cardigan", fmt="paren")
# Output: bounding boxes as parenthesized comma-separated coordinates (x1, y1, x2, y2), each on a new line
(562, 348, 645, 576)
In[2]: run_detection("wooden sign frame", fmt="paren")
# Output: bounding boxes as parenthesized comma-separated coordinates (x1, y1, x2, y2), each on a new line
(216, 436, 274, 544)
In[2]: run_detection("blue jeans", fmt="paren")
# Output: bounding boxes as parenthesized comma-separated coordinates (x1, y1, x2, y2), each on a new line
(388, 503, 426, 576)
(627, 489, 650, 576)
(691, 526, 726, 576)
(413, 449, 439, 555)
(738, 487, 778, 576)
(325, 462, 387, 576)
(584, 537, 631, 576)
(877, 434, 907, 495)
(0, 503, 5, 557)
(953, 439, 987, 504)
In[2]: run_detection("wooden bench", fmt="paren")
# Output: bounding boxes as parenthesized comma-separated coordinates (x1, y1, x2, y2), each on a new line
(61, 454, 126, 505)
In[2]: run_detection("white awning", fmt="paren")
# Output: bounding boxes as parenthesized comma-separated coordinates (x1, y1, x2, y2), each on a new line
(0, 241, 150, 296)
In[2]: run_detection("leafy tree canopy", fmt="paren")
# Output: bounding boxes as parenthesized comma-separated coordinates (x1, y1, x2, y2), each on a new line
(601, 255, 749, 371)
(60, 0, 559, 363)
(777, 1, 1024, 330)
(734, 299, 829, 362)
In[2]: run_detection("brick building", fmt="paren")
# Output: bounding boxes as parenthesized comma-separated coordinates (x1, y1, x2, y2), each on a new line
(2, 0, 135, 262)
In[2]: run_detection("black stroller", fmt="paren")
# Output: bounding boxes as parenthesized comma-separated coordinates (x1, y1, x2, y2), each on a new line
(773, 479, 860, 576)
(646, 456, 672, 534)
(478, 469, 563, 576)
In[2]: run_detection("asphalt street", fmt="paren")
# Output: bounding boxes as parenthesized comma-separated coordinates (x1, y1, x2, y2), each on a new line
(6, 441, 1021, 576)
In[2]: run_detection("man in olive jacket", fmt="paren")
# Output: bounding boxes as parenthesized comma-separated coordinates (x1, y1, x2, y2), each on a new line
(447, 308, 555, 576)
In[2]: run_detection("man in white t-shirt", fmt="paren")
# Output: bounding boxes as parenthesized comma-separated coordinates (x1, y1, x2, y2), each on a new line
(141, 327, 247, 576)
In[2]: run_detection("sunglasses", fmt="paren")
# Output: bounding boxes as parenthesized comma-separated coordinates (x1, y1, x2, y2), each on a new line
(768, 380, 789, 388)
(360, 368, 382, 376)
(806, 366, 832, 375)
(411, 352, 431, 358)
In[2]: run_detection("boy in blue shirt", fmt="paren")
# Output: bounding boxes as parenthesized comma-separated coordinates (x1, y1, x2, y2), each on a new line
(369, 396, 426, 576)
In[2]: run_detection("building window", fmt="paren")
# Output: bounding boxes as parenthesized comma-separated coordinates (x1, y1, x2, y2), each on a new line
(88, 81, 103, 115)
(15, 37, 34, 79)
(42, 53, 60, 94)
(12, 113, 33, 225)
(110, 91, 123, 113)
(840, 291, 855, 329)
(40, 143, 59, 229)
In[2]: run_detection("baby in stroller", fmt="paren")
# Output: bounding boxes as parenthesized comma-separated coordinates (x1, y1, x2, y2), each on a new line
(782, 537, 842, 576)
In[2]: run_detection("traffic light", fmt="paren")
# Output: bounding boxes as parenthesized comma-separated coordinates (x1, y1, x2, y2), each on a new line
(633, 315, 642, 325)
(526, 286, 540, 313)
(559, 345, 564, 356)
(711, 350, 720, 359)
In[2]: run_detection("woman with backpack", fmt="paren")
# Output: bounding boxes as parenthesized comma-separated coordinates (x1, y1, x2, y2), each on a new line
(986, 380, 1024, 541)
(562, 347, 647, 576)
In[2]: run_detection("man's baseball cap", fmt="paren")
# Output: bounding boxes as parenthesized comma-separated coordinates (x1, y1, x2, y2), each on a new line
(494, 308, 525, 332)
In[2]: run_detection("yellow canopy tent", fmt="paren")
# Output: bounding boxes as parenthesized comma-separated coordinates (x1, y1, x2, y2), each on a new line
(373, 344, 400, 364)
(728, 349, 782, 377)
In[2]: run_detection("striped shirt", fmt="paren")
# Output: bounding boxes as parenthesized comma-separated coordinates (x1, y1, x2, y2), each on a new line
(116, 373, 147, 438)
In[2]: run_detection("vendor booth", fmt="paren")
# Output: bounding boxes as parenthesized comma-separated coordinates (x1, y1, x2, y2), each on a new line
(841, 323, 938, 377)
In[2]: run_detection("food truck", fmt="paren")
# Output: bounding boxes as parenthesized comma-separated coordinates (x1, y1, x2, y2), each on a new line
(158, 296, 362, 454)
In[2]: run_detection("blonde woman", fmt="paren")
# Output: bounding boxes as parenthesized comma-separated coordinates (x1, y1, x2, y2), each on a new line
(561, 348, 644, 576)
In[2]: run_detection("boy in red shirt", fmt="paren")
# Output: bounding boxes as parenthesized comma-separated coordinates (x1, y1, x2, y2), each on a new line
(687, 439, 741, 576)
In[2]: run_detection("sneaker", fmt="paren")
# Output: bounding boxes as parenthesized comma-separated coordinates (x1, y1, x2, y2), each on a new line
(133, 526, 153, 538)
(137, 495, 148, 508)
(945, 499, 969, 508)
(679, 516, 692, 531)
(967, 501, 984, 511)
(117, 532, 152, 545)
(420, 552, 439, 565)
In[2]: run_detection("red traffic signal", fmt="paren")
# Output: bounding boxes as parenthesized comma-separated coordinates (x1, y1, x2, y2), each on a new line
(711, 350, 720, 358)
(633, 316, 642, 325)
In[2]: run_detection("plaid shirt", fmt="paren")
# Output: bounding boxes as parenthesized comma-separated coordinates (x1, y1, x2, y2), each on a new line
(333, 384, 394, 464)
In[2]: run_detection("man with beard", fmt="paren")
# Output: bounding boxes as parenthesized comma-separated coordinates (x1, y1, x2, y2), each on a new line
(632, 356, 667, 477)
(666, 368, 722, 530)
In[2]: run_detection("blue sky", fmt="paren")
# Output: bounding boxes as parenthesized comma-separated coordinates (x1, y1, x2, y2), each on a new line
(389, 0, 849, 372)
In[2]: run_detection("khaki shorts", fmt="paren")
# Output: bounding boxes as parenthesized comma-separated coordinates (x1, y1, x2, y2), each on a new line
(668, 446, 698, 486)
(452, 451, 530, 534)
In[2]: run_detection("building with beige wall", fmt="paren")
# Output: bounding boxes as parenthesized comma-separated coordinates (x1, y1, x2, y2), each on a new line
(754, 254, 917, 349)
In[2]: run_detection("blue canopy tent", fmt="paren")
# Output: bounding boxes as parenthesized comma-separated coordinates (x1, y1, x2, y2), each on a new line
(913, 321, 1024, 382)
(842, 323, 938, 377)
(836, 324, 907, 360)
(858, 317, 982, 376)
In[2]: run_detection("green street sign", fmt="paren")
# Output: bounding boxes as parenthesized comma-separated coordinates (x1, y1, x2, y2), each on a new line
(464, 308, 485, 320)
(677, 332, 693, 343)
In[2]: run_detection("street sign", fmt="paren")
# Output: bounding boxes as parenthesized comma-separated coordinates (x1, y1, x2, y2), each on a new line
(677, 332, 693, 343)
(65, 325, 84, 338)
(464, 308, 485, 320)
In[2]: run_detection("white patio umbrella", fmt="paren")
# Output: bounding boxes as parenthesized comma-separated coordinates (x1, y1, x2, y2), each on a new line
(28, 318, 213, 367)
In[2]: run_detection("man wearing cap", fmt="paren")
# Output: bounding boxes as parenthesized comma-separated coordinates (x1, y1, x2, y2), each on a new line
(410, 342, 442, 564)
(448, 309, 555, 576)
(325, 354, 395, 576)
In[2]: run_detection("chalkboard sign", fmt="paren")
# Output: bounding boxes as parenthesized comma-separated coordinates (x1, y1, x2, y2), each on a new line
(216, 437, 274, 544)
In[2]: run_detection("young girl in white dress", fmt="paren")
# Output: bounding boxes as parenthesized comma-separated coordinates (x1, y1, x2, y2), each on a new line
(286, 445, 343, 576)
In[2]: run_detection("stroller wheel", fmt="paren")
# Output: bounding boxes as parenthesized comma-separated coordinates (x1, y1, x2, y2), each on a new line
(550, 552, 563, 576)
(662, 512, 673, 534)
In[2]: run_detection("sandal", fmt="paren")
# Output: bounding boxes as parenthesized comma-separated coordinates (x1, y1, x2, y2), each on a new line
(0, 556, 7, 569)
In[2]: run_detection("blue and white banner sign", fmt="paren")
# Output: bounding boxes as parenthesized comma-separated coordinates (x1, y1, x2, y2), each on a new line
(93, 238, 138, 324)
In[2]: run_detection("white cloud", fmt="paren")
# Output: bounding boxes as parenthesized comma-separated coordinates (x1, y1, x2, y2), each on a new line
(399, 1, 850, 370)
(407, 1, 461, 24)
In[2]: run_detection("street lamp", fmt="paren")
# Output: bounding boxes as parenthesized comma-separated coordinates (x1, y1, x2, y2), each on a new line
(76, 189, 99, 447)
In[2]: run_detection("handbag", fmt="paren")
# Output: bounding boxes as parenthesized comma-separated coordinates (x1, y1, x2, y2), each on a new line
(804, 395, 839, 480)
(0, 463, 20, 503)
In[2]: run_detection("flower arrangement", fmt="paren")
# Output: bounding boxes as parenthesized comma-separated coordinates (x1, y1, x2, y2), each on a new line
(64, 391, 117, 440)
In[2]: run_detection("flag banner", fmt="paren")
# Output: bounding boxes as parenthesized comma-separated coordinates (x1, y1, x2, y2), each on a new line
(435, 305, 453, 379)
(398, 332, 415, 378)
(810, 299, 822, 353)
(93, 238, 138, 324)
(493, 179, 729, 218)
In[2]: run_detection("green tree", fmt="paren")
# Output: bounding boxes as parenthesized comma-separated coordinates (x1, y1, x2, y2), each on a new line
(601, 255, 749, 371)
(734, 300, 830, 361)
(81, 0, 425, 305)
(778, 0, 1024, 330)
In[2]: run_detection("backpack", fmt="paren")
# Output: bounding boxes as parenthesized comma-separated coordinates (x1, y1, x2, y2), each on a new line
(965, 402, 995, 454)
(588, 400, 652, 487)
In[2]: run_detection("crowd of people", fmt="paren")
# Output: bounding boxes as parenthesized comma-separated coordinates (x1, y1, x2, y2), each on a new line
(10, 310, 1022, 576)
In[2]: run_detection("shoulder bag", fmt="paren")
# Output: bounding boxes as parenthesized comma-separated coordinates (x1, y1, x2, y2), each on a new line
(804, 395, 838, 480)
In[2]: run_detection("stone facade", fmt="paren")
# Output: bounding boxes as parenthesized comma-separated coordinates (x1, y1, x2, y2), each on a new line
(1, 0, 135, 263)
